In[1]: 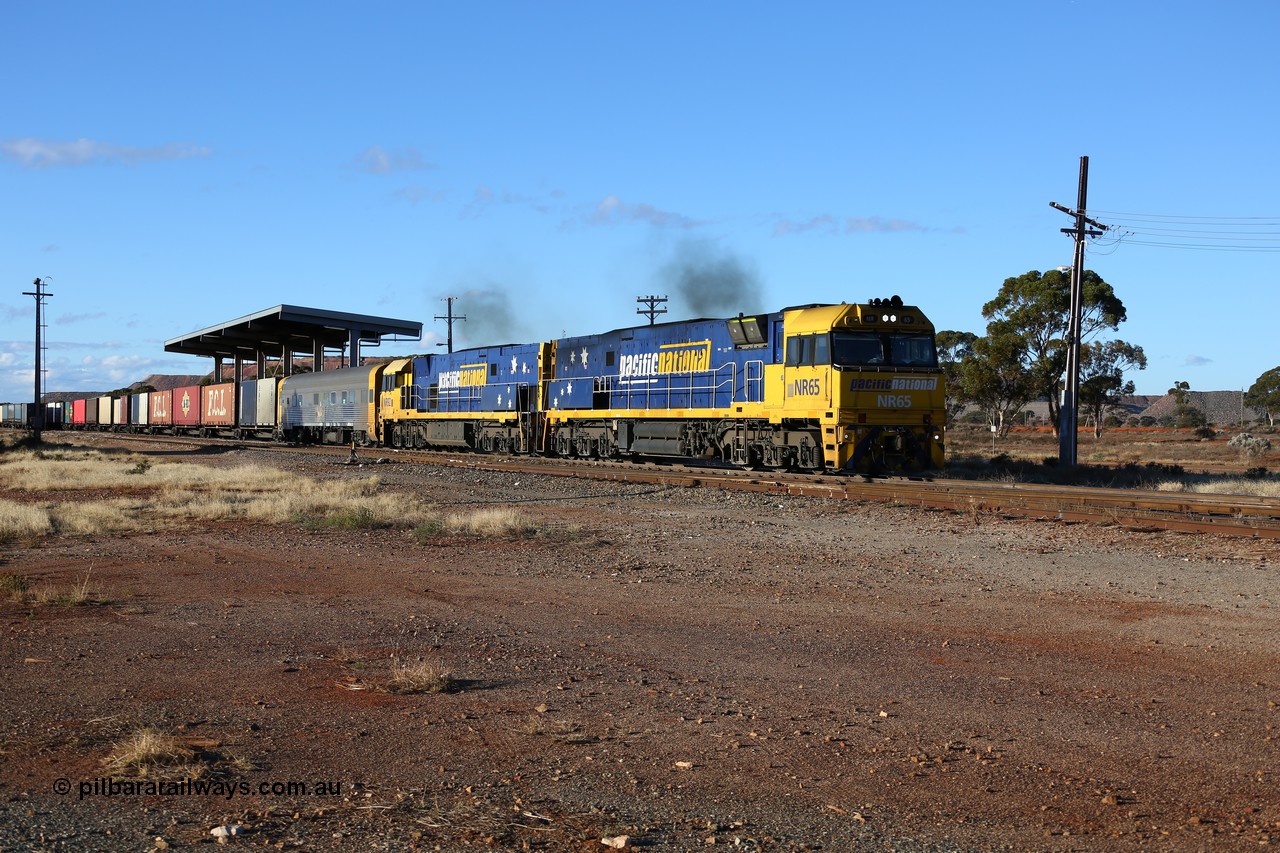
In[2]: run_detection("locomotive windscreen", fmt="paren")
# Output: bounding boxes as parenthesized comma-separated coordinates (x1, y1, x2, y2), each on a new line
(832, 332, 937, 367)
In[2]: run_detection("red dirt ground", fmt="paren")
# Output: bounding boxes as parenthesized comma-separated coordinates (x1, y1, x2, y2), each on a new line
(3, 438, 1279, 851)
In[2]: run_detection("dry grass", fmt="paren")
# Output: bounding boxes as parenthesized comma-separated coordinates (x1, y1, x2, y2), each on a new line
(1154, 476, 1280, 497)
(384, 654, 455, 694)
(32, 569, 98, 606)
(0, 572, 28, 602)
(944, 424, 1280, 495)
(0, 498, 55, 543)
(2, 569, 100, 606)
(0, 447, 294, 492)
(441, 506, 538, 536)
(103, 728, 199, 778)
(0, 447, 430, 537)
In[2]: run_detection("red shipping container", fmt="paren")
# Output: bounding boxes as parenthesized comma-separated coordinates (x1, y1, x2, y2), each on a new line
(149, 389, 173, 425)
(201, 382, 235, 427)
(72, 398, 88, 425)
(172, 385, 201, 427)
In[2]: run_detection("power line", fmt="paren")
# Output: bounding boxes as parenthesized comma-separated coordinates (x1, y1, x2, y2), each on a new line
(1086, 209, 1280, 222)
(1104, 237, 1280, 252)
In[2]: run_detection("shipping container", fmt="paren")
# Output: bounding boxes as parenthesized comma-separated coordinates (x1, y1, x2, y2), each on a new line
(201, 382, 236, 428)
(112, 396, 130, 429)
(172, 386, 201, 428)
(96, 396, 112, 427)
(74, 398, 90, 426)
(0, 403, 25, 425)
(238, 378, 278, 430)
(150, 389, 173, 427)
(239, 380, 257, 426)
(130, 392, 150, 427)
(44, 402, 65, 428)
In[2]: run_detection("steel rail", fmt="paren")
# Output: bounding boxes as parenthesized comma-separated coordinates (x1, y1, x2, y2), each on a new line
(46, 432, 1280, 539)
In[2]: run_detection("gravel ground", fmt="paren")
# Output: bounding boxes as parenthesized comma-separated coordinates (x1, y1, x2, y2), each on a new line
(2, 440, 1279, 851)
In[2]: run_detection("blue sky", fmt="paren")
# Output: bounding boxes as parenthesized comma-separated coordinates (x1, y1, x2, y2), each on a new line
(3, 1, 1278, 402)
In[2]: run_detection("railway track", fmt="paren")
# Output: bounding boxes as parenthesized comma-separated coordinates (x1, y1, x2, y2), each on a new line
(38, 430, 1280, 539)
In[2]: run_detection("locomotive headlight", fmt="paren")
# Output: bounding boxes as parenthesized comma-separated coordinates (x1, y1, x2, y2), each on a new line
(889, 314, 897, 322)
(881, 314, 889, 322)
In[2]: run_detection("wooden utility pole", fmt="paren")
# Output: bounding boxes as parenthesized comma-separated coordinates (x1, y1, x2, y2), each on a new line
(435, 296, 466, 353)
(1051, 157, 1107, 467)
(21, 277, 52, 443)
(636, 294, 668, 325)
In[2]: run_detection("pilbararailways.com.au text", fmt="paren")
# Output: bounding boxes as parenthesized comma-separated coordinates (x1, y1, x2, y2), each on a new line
(65, 777, 344, 801)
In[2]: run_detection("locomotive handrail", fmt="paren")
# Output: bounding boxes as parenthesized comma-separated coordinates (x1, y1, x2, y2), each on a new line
(421, 380, 533, 413)
(588, 360, 765, 410)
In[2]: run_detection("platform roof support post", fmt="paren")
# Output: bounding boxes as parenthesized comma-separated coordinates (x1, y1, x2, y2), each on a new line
(313, 339, 323, 372)
(234, 356, 243, 429)
(349, 330, 361, 367)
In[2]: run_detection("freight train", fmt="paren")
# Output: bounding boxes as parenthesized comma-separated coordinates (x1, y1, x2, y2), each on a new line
(5, 299, 945, 473)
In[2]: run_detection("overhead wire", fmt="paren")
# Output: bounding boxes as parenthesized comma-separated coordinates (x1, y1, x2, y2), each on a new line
(1079, 208, 1280, 253)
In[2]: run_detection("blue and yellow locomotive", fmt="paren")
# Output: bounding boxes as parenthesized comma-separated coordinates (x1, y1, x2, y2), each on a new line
(276, 297, 944, 474)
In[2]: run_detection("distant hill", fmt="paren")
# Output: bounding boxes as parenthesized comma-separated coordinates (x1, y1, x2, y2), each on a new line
(1136, 390, 1252, 426)
(958, 391, 1261, 428)
(137, 374, 208, 392)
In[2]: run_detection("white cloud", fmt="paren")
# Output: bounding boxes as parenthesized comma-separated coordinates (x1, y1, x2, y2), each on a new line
(461, 185, 554, 218)
(56, 311, 108, 325)
(1184, 355, 1213, 366)
(394, 185, 449, 206)
(1, 138, 211, 168)
(772, 213, 964, 237)
(773, 214, 839, 237)
(585, 195, 702, 229)
(359, 145, 432, 175)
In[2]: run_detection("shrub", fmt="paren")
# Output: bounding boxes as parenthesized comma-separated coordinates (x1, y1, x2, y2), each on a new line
(385, 655, 455, 694)
(0, 572, 28, 601)
(1229, 432, 1272, 458)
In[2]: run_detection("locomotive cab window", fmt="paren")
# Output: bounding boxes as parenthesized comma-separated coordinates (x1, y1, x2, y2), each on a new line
(832, 332, 886, 366)
(785, 334, 831, 366)
(890, 334, 938, 367)
(832, 332, 937, 367)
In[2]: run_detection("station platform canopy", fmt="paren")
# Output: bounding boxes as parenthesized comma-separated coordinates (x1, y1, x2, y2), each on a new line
(164, 304, 423, 373)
